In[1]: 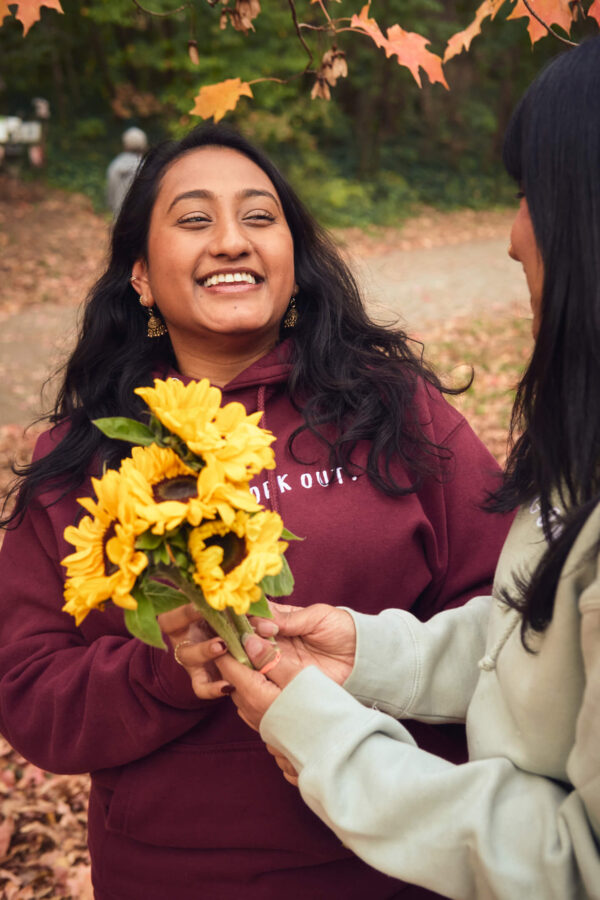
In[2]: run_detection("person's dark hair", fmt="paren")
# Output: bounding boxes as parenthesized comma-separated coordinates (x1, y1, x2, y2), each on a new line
(3, 123, 460, 527)
(493, 37, 600, 645)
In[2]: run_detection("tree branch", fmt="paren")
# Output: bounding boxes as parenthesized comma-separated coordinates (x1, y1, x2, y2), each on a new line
(520, 0, 578, 47)
(287, 0, 314, 69)
(131, 0, 189, 17)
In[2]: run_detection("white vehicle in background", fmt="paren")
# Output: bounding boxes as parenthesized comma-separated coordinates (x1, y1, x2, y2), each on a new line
(0, 98, 49, 168)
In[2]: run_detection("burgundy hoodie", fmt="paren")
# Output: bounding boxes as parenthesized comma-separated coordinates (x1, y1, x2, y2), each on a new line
(0, 343, 511, 899)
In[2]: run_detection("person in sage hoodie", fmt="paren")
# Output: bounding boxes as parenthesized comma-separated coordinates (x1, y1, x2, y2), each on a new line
(218, 36, 600, 900)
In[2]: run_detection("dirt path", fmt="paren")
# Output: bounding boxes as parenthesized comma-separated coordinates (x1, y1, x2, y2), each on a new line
(0, 179, 528, 428)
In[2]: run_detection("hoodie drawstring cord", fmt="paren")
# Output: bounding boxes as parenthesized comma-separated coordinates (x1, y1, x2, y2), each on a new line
(256, 384, 280, 516)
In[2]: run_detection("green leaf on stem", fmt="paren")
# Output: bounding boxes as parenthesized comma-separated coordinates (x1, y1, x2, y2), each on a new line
(125, 587, 166, 649)
(260, 555, 294, 597)
(172, 549, 189, 569)
(93, 417, 156, 446)
(144, 578, 189, 614)
(246, 592, 273, 618)
(135, 531, 165, 550)
(166, 529, 189, 551)
(154, 543, 170, 566)
(281, 527, 303, 541)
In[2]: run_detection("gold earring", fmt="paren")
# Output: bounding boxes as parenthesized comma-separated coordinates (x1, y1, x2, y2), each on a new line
(139, 296, 167, 338)
(283, 296, 298, 329)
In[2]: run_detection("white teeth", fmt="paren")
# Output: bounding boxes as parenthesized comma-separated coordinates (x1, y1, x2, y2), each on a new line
(202, 272, 257, 287)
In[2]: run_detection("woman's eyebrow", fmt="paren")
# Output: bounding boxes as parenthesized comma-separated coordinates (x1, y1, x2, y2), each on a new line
(238, 188, 281, 209)
(168, 189, 211, 212)
(167, 187, 281, 213)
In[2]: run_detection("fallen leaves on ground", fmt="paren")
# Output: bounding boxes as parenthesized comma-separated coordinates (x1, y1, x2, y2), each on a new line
(333, 207, 516, 257)
(0, 176, 107, 321)
(0, 738, 91, 899)
(420, 308, 533, 463)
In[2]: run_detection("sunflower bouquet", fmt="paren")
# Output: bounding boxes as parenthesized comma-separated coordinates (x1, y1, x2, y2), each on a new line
(61, 378, 298, 667)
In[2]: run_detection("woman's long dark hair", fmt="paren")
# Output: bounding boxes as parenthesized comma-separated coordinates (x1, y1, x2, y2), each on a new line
(3, 124, 458, 527)
(492, 37, 600, 643)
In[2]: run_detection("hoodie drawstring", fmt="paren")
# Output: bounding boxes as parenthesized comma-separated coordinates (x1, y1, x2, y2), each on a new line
(257, 384, 280, 516)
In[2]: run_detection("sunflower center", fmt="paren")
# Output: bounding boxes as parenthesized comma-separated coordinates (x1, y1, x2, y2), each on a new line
(204, 532, 247, 574)
(153, 476, 198, 503)
(102, 522, 119, 575)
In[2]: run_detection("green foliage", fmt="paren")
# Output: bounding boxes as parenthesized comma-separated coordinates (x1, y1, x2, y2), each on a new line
(0, 0, 570, 223)
(125, 587, 168, 649)
(93, 417, 157, 445)
(260, 555, 295, 597)
(246, 594, 273, 618)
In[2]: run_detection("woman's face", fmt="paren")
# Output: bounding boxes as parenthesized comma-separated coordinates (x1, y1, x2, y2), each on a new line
(509, 195, 544, 338)
(132, 146, 295, 357)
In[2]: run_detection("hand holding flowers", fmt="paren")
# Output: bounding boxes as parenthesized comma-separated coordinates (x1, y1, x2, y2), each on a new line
(216, 601, 357, 726)
(60, 377, 300, 669)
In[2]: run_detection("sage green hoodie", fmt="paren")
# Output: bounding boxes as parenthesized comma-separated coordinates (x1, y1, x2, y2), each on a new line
(260, 501, 600, 899)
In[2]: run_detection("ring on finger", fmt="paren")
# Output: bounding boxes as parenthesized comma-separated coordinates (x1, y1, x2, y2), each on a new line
(174, 639, 195, 666)
(259, 650, 282, 676)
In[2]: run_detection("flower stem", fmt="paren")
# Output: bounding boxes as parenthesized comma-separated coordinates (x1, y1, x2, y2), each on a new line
(154, 569, 252, 667)
(228, 609, 255, 640)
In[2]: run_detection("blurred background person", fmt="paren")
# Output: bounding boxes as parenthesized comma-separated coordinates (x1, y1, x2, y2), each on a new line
(106, 125, 148, 216)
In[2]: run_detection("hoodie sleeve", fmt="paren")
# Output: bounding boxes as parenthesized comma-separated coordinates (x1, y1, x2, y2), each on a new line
(566, 584, 600, 841)
(342, 595, 491, 722)
(260, 666, 600, 900)
(0, 500, 215, 775)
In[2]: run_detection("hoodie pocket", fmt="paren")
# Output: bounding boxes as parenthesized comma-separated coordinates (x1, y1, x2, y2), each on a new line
(104, 738, 348, 858)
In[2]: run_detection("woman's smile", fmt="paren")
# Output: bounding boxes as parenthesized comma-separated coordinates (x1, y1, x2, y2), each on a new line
(197, 267, 263, 291)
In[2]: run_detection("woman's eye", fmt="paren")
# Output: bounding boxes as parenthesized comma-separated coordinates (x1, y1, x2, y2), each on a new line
(515, 190, 525, 200)
(244, 211, 276, 223)
(179, 213, 211, 225)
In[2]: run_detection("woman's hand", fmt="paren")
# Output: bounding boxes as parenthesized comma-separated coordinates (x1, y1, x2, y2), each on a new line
(158, 604, 231, 700)
(216, 602, 357, 731)
(266, 743, 299, 787)
(251, 602, 357, 685)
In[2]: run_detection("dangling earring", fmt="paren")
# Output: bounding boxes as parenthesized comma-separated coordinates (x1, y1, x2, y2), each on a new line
(139, 296, 167, 338)
(283, 296, 298, 329)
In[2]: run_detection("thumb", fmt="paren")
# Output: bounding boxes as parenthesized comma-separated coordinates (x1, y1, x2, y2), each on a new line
(268, 603, 320, 638)
(242, 633, 301, 689)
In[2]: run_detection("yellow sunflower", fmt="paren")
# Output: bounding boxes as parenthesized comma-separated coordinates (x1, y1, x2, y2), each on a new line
(118, 444, 222, 534)
(197, 460, 262, 527)
(135, 377, 276, 481)
(210, 401, 276, 482)
(62, 469, 148, 626)
(134, 378, 223, 455)
(188, 510, 288, 615)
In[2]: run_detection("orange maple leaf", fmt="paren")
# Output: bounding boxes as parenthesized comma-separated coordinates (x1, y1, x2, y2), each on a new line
(1, 0, 64, 36)
(0, 1, 12, 26)
(384, 25, 448, 89)
(507, 0, 574, 43)
(350, 6, 388, 50)
(190, 78, 253, 122)
(444, 0, 506, 62)
(588, 0, 600, 26)
(350, 5, 448, 88)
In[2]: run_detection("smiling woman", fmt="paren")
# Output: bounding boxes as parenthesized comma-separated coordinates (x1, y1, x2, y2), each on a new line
(0, 124, 511, 900)
(130, 147, 296, 381)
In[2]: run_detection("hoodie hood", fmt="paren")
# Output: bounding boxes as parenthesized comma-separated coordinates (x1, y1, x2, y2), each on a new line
(165, 338, 294, 394)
